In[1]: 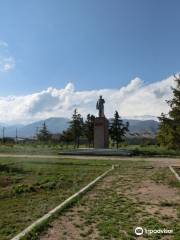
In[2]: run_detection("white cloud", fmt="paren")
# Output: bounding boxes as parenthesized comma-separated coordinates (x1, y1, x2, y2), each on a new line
(0, 41, 8, 48)
(0, 57, 15, 72)
(0, 74, 177, 124)
(0, 41, 15, 72)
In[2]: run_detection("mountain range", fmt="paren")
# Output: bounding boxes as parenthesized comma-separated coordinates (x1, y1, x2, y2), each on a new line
(1, 118, 69, 138)
(0, 117, 159, 139)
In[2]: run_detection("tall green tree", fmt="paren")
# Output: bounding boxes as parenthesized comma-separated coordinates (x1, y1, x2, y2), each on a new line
(60, 129, 73, 147)
(157, 75, 180, 149)
(109, 111, 129, 148)
(69, 109, 84, 148)
(84, 114, 95, 147)
(37, 122, 51, 142)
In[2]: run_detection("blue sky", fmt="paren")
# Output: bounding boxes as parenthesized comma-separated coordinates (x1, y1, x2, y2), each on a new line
(0, 0, 179, 96)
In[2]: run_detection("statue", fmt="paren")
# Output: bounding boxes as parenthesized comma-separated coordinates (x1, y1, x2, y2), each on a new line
(96, 95, 105, 117)
(94, 95, 108, 148)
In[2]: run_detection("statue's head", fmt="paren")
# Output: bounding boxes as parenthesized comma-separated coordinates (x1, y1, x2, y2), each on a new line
(100, 95, 102, 99)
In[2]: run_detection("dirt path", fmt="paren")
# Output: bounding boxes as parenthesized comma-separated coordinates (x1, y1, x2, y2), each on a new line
(40, 162, 180, 240)
(40, 175, 116, 240)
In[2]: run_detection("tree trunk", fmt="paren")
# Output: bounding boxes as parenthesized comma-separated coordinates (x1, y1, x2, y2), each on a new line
(77, 137, 80, 148)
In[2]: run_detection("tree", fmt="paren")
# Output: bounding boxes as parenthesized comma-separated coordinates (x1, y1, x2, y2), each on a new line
(60, 129, 73, 147)
(157, 75, 180, 149)
(84, 114, 95, 147)
(109, 111, 129, 148)
(37, 122, 51, 142)
(69, 109, 84, 148)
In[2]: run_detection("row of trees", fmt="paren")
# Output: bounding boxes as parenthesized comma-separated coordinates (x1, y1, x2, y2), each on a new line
(61, 109, 129, 148)
(157, 75, 180, 149)
(37, 110, 129, 148)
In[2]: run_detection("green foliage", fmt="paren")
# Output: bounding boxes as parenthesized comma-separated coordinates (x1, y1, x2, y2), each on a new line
(124, 145, 180, 156)
(84, 114, 95, 147)
(37, 122, 51, 142)
(157, 76, 180, 149)
(60, 129, 74, 146)
(109, 111, 129, 148)
(69, 109, 84, 148)
(13, 184, 36, 194)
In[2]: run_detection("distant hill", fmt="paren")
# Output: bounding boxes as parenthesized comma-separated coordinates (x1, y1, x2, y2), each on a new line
(1, 117, 159, 139)
(124, 119, 159, 137)
(2, 117, 69, 138)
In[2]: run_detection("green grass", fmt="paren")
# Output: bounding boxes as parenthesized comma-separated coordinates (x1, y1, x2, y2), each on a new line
(42, 161, 180, 240)
(1, 154, 180, 240)
(0, 143, 60, 155)
(123, 145, 180, 156)
(0, 157, 109, 240)
(0, 143, 180, 157)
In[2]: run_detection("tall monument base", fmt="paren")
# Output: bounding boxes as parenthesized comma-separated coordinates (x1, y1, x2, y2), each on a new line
(94, 117, 109, 148)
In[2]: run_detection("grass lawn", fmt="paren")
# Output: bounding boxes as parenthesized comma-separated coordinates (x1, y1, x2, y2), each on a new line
(1, 155, 180, 240)
(123, 145, 180, 156)
(0, 157, 109, 240)
(0, 143, 180, 157)
(40, 160, 180, 240)
(0, 144, 60, 155)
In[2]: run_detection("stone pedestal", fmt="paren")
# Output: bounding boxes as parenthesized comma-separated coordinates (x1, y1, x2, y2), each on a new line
(94, 117, 109, 148)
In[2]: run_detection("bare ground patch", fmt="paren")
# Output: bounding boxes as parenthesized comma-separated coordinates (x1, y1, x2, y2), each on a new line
(135, 180, 179, 204)
(40, 174, 115, 240)
(145, 205, 177, 219)
(40, 162, 180, 240)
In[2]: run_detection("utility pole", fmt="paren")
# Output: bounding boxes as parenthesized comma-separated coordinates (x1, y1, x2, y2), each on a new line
(2, 127, 5, 143)
(16, 128, 18, 143)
